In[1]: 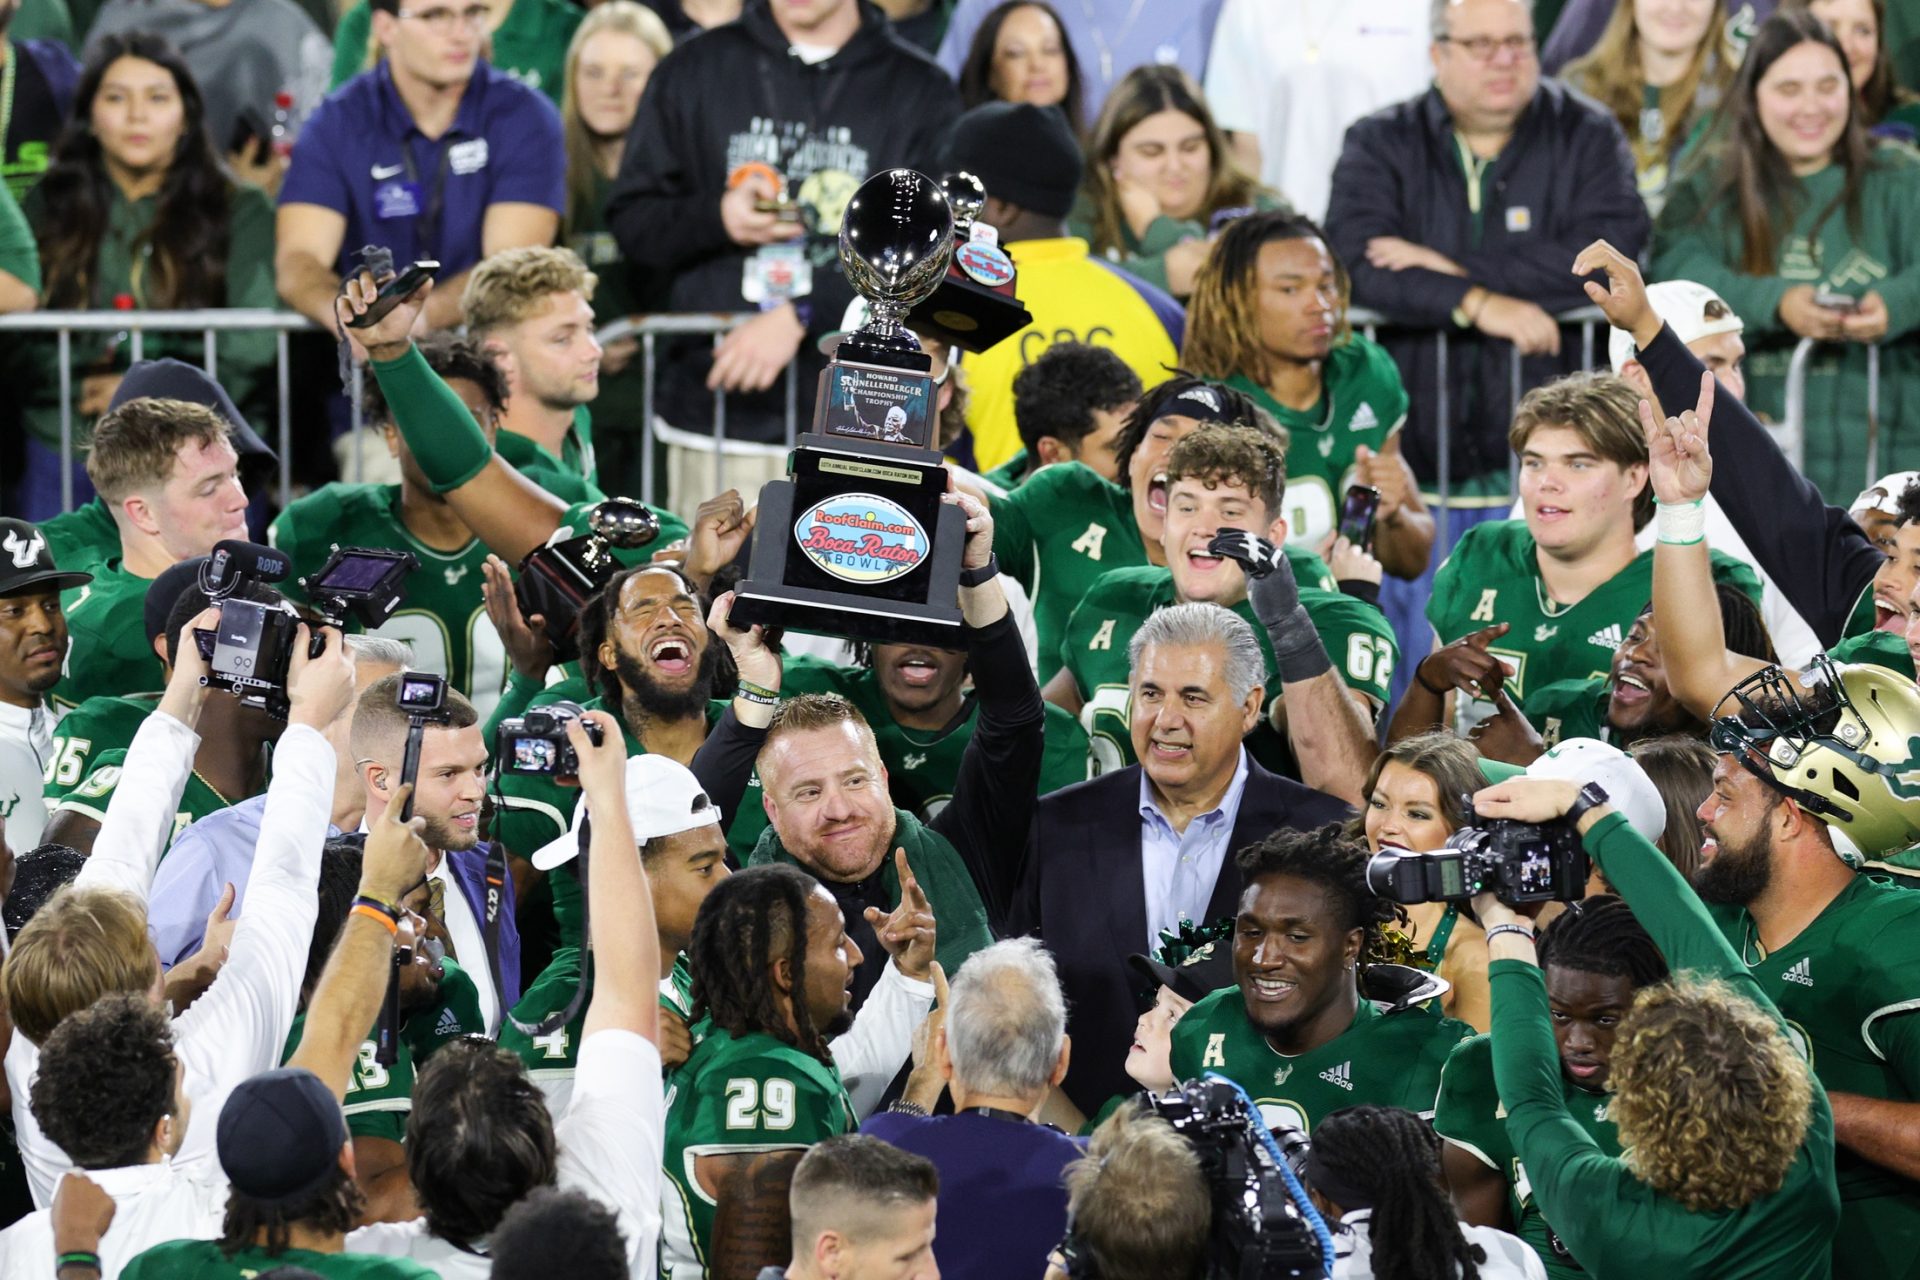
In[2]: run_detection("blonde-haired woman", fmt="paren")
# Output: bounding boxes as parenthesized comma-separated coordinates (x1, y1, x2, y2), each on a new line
(1562, 0, 1738, 215)
(562, 0, 673, 499)
(1067, 63, 1283, 299)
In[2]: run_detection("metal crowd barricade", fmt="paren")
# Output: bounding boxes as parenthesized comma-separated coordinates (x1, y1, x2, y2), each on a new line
(1781, 337, 1885, 488)
(0, 308, 317, 513)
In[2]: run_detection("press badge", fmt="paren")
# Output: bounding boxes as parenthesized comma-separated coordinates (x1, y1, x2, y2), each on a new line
(376, 180, 423, 220)
(742, 243, 811, 306)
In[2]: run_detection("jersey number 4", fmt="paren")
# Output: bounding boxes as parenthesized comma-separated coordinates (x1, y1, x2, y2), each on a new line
(723, 1076, 797, 1131)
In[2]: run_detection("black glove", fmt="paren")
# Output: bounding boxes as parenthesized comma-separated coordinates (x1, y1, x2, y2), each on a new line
(1211, 528, 1331, 685)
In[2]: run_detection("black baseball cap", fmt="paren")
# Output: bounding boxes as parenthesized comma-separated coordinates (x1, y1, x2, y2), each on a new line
(1129, 937, 1236, 1009)
(108, 359, 278, 477)
(217, 1068, 349, 1208)
(142, 556, 211, 652)
(0, 519, 92, 597)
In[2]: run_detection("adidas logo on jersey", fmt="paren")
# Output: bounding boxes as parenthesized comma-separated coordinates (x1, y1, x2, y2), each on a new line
(1319, 1061, 1354, 1091)
(1588, 623, 1625, 651)
(1349, 403, 1379, 432)
(436, 1006, 462, 1036)
(1783, 956, 1813, 986)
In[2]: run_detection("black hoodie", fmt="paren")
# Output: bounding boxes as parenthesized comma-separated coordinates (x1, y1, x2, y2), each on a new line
(606, 0, 962, 442)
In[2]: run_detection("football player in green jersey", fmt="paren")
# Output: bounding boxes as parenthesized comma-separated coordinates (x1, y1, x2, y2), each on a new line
(338, 271, 686, 575)
(1052, 424, 1395, 786)
(273, 337, 513, 717)
(986, 341, 1141, 491)
(663, 864, 864, 1280)
(1167, 825, 1476, 1134)
(991, 375, 1278, 669)
(1183, 209, 1434, 578)
(1409, 372, 1760, 730)
(52, 398, 250, 709)
(462, 247, 605, 497)
(1438, 897, 1669, 1279)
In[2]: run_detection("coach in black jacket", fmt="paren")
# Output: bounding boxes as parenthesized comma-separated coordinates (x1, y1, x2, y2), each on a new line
(1325, 0, 1648, 494)
(605, 0, 960, 443)
(1013, 603, 1350, 1115)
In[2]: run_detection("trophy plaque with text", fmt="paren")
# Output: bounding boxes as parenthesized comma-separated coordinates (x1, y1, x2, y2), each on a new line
(729, 169, 968, 647)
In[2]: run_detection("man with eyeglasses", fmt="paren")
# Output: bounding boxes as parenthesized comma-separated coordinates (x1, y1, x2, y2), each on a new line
(274, 0, 564, 339)
(1324, 0, 1647, 530)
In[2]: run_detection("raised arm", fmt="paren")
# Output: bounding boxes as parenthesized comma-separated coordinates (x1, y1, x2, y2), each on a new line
(1644, 370, 1769, 718)
(568, 713, 659, 1044)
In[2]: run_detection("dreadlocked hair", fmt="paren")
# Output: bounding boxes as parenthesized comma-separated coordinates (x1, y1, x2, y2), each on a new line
(1536, 895, 1669, 989)
(1234, 823, 1406, 965)
(1183, 210, 1350, 387)
(577, 561, 722, 707)
(1311, 1106, 1482, 1280)
(689, 865, 832, 1064)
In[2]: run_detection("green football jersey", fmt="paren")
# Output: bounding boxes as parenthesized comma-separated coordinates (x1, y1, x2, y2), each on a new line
(121, 1241, 437, 1280)
(505, 950, 698, 1108)
(989, 461, 1147, 675)
(498, 420, 603, 505)
(1434, 1033, 1620, 1279)
(43, 693, 159, 805)
(37, 498, 120, 576)
(270, 483, 509, 717)
(1060, 561, 1395, 775)
(660, 1028, 854, 1280)
(51, 560, 161, 711)
(982, 448, 1036, 492)
(722, 654, 1093, 858)
(281, 959, 483, 1144)
(53, 747, 231, 843)
(1427, 520, 1763, 704)
(1227, 333, 1408, 546)
(1167, 988, 1474, 1135)
(1522, 677, 1610, 748)
(1827, 628, 1918, 681)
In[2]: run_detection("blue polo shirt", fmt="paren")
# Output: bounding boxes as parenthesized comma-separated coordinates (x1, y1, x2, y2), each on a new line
(279, 58, 564, 278)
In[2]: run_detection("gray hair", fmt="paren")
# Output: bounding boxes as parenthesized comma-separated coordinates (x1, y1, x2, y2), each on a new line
(1127, 603, 1268, 706)
(945, 939, 1068, 1099)
(1431, 0, 1531, 41)
(343, 633, 415, 671)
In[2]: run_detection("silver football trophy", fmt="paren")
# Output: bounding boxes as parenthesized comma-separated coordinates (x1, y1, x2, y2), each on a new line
(728, 169, 969, 646)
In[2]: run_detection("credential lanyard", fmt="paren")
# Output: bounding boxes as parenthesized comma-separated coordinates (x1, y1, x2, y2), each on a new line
(400, 135, 455, 263)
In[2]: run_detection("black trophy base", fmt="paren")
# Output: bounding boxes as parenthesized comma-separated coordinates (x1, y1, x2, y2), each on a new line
(729, 455, 967, 649)
(908, 269, 1033, 354)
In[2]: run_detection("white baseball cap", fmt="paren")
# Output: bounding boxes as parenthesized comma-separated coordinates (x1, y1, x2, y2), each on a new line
(531, 753, 724, 871)
(1608, 280, 1745, 374)
(1524, 738, 1666, 844)
(1850, 471, 1920, 519)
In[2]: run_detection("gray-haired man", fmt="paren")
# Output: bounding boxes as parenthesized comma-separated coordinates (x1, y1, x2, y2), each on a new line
(1016, 601, 1351, 1114)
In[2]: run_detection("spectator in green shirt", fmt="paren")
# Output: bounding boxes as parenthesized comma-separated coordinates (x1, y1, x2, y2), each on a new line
(0, 178, 38, 307)
(1788, 0, 1920, 143)
(330, 0, 581, 102)
(15, 34, 275, 521)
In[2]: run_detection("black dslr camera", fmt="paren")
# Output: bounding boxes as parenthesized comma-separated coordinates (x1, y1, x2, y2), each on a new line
(1140, 1079, 1325, 1280)
(497, 700, 604, 782)
(194, 540, 417, 718)
(1365, 814, 1589, 906)
(516, 498, 662, 663)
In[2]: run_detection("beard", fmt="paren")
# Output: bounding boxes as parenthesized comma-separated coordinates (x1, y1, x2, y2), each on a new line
(615, 639, 723, 722)
(822, 1007, 854, 1038)
(1692, 826, 1774, 905)
(419, 813, 479, 853)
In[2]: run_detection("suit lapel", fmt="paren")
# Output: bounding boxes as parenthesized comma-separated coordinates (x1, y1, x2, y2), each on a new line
(1106, 769, 1151, 958)
(1206, 764, 1289, 922)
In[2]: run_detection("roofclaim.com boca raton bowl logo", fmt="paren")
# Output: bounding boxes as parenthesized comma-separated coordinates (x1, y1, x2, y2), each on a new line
(794, 493, 931, 585)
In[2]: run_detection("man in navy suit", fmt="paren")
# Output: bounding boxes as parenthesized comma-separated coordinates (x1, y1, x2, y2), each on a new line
(1017, 600, 1352, 1114)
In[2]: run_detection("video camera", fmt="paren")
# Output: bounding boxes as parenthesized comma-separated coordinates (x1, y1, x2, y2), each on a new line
(1140, 1079, 1325, 1280)
(1365, 813, 1589, 906)
(497, 700, 604, 782)
(193, 540, 417, 718)
(515, 498, 661, 664)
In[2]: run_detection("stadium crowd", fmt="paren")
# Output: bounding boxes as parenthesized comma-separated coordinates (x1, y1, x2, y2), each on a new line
(2, 0, 1920, 1274)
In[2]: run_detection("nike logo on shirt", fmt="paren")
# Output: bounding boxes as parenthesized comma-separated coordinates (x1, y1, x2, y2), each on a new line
(371, 163, 405, 180)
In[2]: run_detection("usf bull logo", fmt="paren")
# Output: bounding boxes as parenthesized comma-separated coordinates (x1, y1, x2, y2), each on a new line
(3, 530, 45, 569)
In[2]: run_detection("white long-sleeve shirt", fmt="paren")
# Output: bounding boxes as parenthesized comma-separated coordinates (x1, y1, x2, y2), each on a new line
(0, 1160, 225, 1280)
(0, 700, 54, 849)
(10, 709, 334, 1206)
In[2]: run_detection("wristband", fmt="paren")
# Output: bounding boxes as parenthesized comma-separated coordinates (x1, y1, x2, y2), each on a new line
(352, 893, 401, 921)
(958, 554, 1000, 588)
(1655, 498, 1706, 545)
(1414, 661, 1449, 697)
(351, 904, 401, 935)
(1485, 923, 1535, 946)
(57, 1253, 101, 1275)
(736, 678, 780, 702)
(1338, 578, 1381, 607)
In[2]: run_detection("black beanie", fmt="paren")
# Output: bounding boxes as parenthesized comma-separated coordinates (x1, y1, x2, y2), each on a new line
(941, 102, 1083, 221)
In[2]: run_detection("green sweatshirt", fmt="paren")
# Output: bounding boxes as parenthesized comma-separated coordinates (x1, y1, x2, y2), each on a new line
(1487, 812, 1840, 1279)
(0, 180, 39, 291)
(1066, 190, 1288, 296)
(15, 182, 277, 448)
(1652, 144, 1920, 502)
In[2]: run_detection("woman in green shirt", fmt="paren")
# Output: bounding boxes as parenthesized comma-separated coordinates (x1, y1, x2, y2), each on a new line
(15, 34, 275, 521)
(1068, 63, 1283, 300)
(559, 0, 672, 500)
(1654, 10, 1920, 502)
(1789, 0, 1920, 143)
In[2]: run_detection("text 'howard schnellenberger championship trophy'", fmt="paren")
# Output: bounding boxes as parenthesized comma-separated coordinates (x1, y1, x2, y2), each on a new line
(729, 168, 972, 647)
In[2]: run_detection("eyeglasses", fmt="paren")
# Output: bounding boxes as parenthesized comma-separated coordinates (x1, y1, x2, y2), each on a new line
(1437, 33, 1536, 60)
(397, 3, 490, 32)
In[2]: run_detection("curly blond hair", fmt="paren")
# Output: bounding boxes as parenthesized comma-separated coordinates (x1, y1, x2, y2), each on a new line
(1608, 975, 1814, 1212)
(461, 247, 599, 337)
